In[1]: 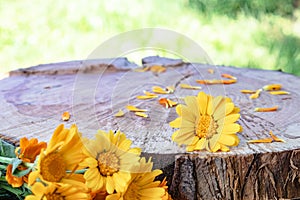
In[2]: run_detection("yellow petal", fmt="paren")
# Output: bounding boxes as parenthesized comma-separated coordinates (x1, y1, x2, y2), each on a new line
(250, 89, 262, 99)
(169, 117, 182, 128)
(269, 131, 285, 142)
(106, 176, 115, 194)
(135, 112, 148, 118)
(207, 69, 214, 74)
(152, 86, 169, 94)
(223, 114, 240, 124)
(263, 84, 282, 91)
(150, 65, 166, 73)
(194, 138, 206, 150)
(126, 105, 147, 112)
(184, 96, 198, 115)
(240, 89, 256, 94)
(218, 124, 241, 134)
(247, 138, 273, 143)
(221, 73, 237, 80)
(180, 83, 202, 90)
(218, 134, 239, 146)
(136, 95, 158, 100)
(114, 109, 125, 117)
(143, 91, 158, 96)
(197, 91, 208, 115)
(254, 106, 278, 112)
(269, 91, 290, 95)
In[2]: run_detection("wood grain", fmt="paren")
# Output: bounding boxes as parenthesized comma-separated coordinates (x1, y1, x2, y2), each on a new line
(1, 56, 300, 199)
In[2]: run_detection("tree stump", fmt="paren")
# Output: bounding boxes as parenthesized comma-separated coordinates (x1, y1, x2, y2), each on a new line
(1, 56, 300, 199)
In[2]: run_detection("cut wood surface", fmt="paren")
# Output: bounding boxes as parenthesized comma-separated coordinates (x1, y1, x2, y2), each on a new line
(1, 56, 300, 199)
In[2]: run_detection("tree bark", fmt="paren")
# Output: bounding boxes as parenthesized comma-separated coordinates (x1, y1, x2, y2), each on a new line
(1, 56, 300, 199)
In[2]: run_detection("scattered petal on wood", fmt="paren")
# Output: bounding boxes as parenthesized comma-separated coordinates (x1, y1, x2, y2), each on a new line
(269, 91, 290, 95)
(135, 112, 148, 118)
(150, 65, 166, 73)
(136, 95, 158, 100)
(269, 131, 285, 142)
(254, 106, 278, 112)
(159, 98, 178, 108)
(247, 138, 273, 143)
(180, 83, 202, 90)
(196, 79, 237, 85)
(207, 69, 214, 74)
(240, 89, 256, 94)
(114, 109, 125, 117)
(263, 84, 282, 91)
(62, 111, 70, 121)
(221, 73, 237, 80)
(134, 66, 150, 72)
(152, 86, 169, 94)
(143, 91, 157, 96)
(166, 86, 175, 93)
(249, 89, 262, 99)
(126, 105, 147, 112)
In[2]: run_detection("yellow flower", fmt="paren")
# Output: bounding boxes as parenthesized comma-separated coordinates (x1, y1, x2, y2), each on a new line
(106, 157, 166, 200)
(80, 130, 141, 194)
(25, 182, 90, 200)
(29, 124, 87, 185)
(170, 91, 241, 152)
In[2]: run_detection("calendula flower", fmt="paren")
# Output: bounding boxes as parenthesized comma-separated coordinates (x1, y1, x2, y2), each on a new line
(25, 182, 90, 200)
(106, 157, 165, 200)
(159, 177, 173, 200)
(5, 164, 23, 188)
(80, 130, 141, 194)
(29, 124, 87, 185)
(15, 137, 47, 163)
(6, 137, 47, 187)
(170, 91, 242, 152)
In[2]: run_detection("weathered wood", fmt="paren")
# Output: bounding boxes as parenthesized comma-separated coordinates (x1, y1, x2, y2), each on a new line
(1, 56, 300, 199)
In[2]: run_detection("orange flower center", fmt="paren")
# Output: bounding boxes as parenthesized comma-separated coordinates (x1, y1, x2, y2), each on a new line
(40, 152, 66, 182)
(196, 115, 218, 138)
(98, 152, 119, 176)
(45, 193, 64, 200)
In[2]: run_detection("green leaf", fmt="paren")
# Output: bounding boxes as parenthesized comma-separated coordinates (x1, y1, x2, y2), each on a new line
(0, 139, 16, 158)
(13, 166, 33, 177)
(11, 158, 22, 174)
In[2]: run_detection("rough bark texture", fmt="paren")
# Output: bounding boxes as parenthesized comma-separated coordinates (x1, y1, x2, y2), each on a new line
(1, 56, 300, 199)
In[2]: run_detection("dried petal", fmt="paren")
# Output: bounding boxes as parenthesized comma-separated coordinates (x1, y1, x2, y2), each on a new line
(143, 91, 157, 96)
(249, 89, 262, 99)
(207, 69, 214, 74)
(254, 106, 278, 112)
(135, 112, 148, 118)
(180, 83, 202, 90)
(126, 105, 147, 112)
(221, 73, 237, 80)
(62, 111, 70, 121)
(152, 86, 169, 94)
(263, 84, 282, 91)
(136, 95, 158, 100)
(269, 131, 285, 142)
(150, 65, 166, 73)
(159, 98, 178, 108)
(269, 91, 290, 95)
(134, 66, 150, 72)
(114, 109, 125, 117)
(196, 79, 237, 85)
(240, 90, 256, 94)
(247, 138, 273, 143)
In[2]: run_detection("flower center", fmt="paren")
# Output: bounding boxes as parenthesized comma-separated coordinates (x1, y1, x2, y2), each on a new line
(196, 115, 218, 138)
(45, 193, 64, 200)
(40, 152, 66, 182)
(98, 152, 119, 176)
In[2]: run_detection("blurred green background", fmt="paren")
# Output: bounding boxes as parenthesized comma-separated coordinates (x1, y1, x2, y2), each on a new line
(0, 0, 299, 75)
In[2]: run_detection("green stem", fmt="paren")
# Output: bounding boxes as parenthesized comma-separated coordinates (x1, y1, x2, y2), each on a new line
(0, 164, 7, 170)
(67, 169, 87, 174)
(0, 156, 14, 164)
